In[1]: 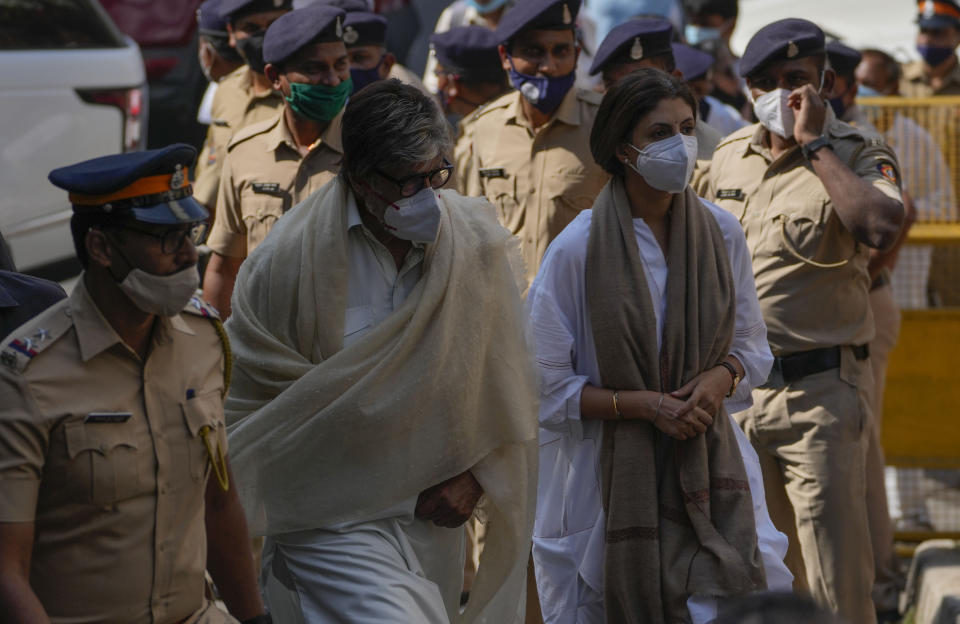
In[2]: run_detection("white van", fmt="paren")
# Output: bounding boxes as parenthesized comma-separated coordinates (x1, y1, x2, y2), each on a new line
(0, 0, 147, 279)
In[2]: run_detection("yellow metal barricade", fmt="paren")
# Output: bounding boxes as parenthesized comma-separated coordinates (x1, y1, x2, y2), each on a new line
(858, 96, 960, 545)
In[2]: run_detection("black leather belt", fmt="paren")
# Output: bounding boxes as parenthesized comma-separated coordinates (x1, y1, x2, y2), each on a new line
(769, 345, 870, 385)
(871, 272, 891, 291)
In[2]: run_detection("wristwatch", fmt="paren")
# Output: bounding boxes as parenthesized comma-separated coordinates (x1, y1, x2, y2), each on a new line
(718, 361, 742, 398)
(801, 134, 833, 160)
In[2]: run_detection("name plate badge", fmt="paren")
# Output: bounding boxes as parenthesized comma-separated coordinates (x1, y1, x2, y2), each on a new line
(84, 412, 132, 424)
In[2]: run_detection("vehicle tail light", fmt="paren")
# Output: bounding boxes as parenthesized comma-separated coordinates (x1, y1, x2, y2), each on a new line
(145, 58, 178, 81)
(76, 86, 146, 152)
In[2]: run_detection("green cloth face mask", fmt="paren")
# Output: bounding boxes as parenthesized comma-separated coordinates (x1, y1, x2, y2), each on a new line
(285, 79, 353, 122)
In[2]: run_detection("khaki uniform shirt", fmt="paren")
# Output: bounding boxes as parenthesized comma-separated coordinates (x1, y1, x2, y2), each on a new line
(194, 67, 284, 210)
(900, 58, 960, 97)
(458, 87, 611, 282)
(697, 117, 903, 356)
(207, 109, 343, 258)
(0, 279, 227, 624)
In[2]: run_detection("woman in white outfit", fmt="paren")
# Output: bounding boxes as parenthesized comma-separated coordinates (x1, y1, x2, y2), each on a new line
(528, 68, 793, 624)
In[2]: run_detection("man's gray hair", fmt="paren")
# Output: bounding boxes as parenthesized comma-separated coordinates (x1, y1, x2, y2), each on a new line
(341, 80, 452, 181)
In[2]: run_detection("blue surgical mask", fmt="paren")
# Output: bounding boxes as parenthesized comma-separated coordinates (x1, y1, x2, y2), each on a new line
(506, 55, 575, 114)
(466, 0, 510, 14)
(350, 55, 385, 94)
(685, 24, 722, 46)
(857, 84, 884, 97)
(917, 44, 955, 67)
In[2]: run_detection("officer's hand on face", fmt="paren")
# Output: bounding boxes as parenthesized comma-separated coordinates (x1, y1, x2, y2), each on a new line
(669, 366, 730, 420)
(789, 83, 827, 146)
(648, 394, 713, 441)
(415, 470, 484, 528)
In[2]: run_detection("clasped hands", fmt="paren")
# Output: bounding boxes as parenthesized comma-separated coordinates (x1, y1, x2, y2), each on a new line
(620, 365, 732, 441)
(415, 470, 483, 528)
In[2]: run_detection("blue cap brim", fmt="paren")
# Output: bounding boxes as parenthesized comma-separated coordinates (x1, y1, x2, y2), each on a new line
(131, 197, 209, 224)
(919, 15, 960, 28)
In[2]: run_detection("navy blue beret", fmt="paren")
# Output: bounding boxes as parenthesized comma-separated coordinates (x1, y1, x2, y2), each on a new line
(740, 18, 825, 78)
(672, 42, 714, 81)
(918, 0, 960, 29)
(495, 0, 580, 44)
(826, 40, 862, 77)
(197, 0, 229, 33)
(589, 17, 673, 75)
(343, 11, 387, 47)
(48, 144, 207, 224)
(263, 4, 346, 65)
(431, 26, 503, 80)
(220, 0, 292, 21)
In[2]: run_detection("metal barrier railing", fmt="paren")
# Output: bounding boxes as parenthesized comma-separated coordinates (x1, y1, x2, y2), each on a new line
(856, 97, 960, 545)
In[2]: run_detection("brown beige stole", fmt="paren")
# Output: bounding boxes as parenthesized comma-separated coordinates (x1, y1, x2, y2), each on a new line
(585, 178, 766, 623)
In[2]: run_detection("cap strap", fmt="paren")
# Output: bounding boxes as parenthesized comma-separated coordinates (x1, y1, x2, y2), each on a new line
(69, 172, 188, 206)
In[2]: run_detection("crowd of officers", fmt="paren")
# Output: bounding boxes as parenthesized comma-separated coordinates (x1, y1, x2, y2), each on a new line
(0, 0, 958, 622)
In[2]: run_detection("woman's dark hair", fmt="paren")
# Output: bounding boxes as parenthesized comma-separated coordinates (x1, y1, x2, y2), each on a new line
(590, 68, 697, 178)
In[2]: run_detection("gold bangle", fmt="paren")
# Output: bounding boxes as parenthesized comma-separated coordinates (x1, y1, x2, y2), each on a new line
(612, 390, 622, 419)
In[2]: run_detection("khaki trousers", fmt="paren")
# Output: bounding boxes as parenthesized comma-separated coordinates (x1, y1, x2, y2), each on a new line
(736, 347, 876, 624)
(867, 284, 902, 612)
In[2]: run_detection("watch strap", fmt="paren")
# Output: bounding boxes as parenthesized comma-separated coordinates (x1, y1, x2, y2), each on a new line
(801, 135, 833, 160)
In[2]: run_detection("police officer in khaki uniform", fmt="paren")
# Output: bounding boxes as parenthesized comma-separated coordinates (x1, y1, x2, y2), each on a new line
(203, 4, 348, 317)
(457, 0, 609, 284)
(696, 19, 905, 624)
(0, 145, 268, 624)
(826, 39, 907, 623)
(902, 0, 960, 96)
(588, 18, 724, 161)
(192, 0, 291, 213)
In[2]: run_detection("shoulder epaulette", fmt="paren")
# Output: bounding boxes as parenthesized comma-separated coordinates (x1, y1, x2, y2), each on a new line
(0, 301, 73, 374)
(183, 294, 231, 395)
(227, 116, 279, 152)
(183, 294, 222, 320)
(714, 128, 755, 151)
(576, 88, 603, 106)
(471, 91, 515, 121)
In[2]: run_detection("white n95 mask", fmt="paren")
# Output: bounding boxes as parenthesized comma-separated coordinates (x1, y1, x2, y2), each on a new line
(752, 88, 795, 140)
(627, 133, 699, 194)
(118, 265, 200, 317)
(383, 186, 442, 243)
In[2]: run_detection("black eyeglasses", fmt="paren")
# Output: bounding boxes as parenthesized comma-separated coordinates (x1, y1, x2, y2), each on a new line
(376, 161, 454, 198)
(121, 222, 209, 254)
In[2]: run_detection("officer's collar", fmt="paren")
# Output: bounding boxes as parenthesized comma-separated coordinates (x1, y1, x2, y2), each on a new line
(71, 275, 193, 362)
(506, 84, 582, 128)
(265, 108, 344, 155)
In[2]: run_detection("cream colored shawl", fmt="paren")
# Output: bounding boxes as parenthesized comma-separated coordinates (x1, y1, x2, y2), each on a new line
(224, 176, 538, 623)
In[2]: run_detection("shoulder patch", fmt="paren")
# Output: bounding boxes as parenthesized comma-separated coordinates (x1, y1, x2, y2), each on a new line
(876, 162, 899, 185)
(183, 294, 221, 320)
(1, 302, 73, 374)
(227, 116, 279, 151)
(576, 88, 604, 106)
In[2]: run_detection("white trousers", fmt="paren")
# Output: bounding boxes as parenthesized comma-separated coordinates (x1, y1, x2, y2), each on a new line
(263, 515, 464, 624)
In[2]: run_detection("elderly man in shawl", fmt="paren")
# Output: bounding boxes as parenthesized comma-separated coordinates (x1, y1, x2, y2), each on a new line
(223, 79, 538, 623)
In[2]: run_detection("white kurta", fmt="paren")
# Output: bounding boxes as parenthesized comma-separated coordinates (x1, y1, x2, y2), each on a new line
(261, 196, 465, 624)
(527, 198, 793, 624)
